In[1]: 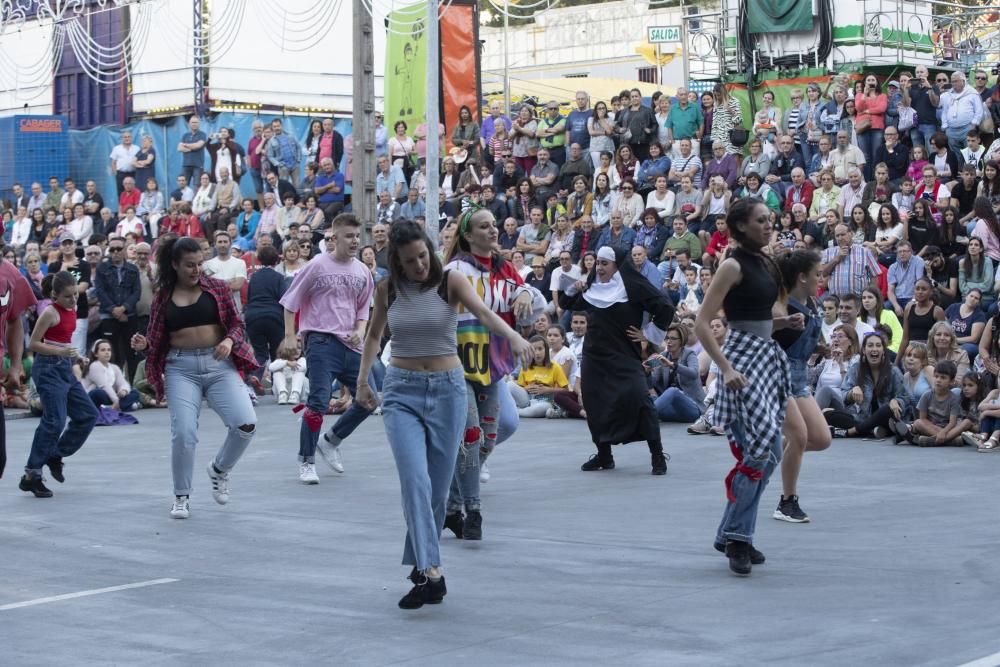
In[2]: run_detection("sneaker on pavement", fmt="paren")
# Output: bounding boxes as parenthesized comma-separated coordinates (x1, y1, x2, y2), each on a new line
(889, 418, 911, 442)
(479, 461, 490, 483)
(714, 540, 765, 565)
(829, 426, 849, 439)
(318, 432, 345, 473)
(463, 510, 483, 540)
(651, 452, 669, 475)
(299, 462, 319, 484)
(580, 454, 615, 471)
(278, 391, 289, 405)
(398, 571, 447, 610)
(47, 457, 64, 483)
(961, 432, 985, 448)
(444, 512, 464, 539)
(545, 406, 563, 419)
(913, 435, 937, 447)
(687, 418, 711, 435)
(871, 426, 891, 440)
(710, 425, 726, 436)
(773, 495, 810, 523)
(725, 540, 753, 576)
(170, 496, 190, 519)
(289, 391, 300, 405)
(206, 463, 230, 505)
(19, 474, 53, 498)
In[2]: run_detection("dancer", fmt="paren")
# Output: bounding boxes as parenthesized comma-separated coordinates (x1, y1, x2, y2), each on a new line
(355, 221, 530, 609)
(772, 250, 832, 524)
(279, 213, 375, 485)
(132, 236, 258, 519)
(0, 251, 34, 484)
(560, 245, 675, 474)
(21, 272, 93, 497)
(442, 207, 543, 541)
(694, 197, 791, 576)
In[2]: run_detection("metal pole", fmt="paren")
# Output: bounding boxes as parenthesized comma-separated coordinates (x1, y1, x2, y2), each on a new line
(353, 0, 376, 243)
(425, 0, 440, 248)
(503, 0, 510, 115)
(193, 0, 204, 114)
(680, 7, 690, 90)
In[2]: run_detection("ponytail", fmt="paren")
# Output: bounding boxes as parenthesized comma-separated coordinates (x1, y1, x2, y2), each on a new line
(155, 235, 202, 294)
(41, 270, 77, 300)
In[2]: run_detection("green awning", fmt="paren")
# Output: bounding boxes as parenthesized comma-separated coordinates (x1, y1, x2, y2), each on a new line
(747, 0, 813, 35)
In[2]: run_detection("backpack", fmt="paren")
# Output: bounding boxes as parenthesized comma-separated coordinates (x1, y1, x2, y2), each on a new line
(897, 106, 916, 132)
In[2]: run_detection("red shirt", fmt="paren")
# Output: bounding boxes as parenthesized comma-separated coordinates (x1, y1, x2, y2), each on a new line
(118, 188, 141, 213)
(0, 260, 37, 358)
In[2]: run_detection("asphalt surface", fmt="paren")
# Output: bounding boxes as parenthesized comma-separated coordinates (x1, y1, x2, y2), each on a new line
(2, 400, 998, 666)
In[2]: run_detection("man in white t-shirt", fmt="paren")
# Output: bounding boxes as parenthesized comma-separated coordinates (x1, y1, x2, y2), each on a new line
(202, 231, 248, 311)
(109, 130, 140, 196)
(838, 293, 875, 338)
(549, 250, 583, 322)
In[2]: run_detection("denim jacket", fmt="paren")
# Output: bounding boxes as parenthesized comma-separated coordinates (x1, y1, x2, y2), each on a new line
(840, 360, 907, 420)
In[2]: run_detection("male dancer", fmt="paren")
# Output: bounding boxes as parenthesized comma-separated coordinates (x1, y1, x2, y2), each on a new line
(0, 253, 37, 481)
(279, 214, 375, 484)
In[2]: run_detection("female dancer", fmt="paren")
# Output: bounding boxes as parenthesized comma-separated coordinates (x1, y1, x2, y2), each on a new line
(132, 236, 258, 519)
(21, 272, 97, 498)
(561, 245, 675, 474)
(772, 250, 831, 524)
(356, 221, 531, 609)
(443, 207, 544, 541)
(694, 197, 791, 576)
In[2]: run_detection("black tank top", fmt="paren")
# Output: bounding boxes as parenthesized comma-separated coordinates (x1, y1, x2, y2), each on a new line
(723, 248, 779, 321)
(907, 302, 936, 342)
(165, 291, 221, 332)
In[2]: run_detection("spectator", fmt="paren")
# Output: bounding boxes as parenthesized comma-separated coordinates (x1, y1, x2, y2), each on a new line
(115, 207, 145, 240)
(233, 199, 260, 250)
(887, 241, 925, 315)
(479, 100, 512, 158)
(903, 65, 941, 153)
(709, 83, 743, 157)
(529, 148, 559, 205)
(247, 120, 266, 209)
(940, 72, 984, 155)
(207, 127, 244, 183)
(824, 330, 906, 438)
(783, 167, 814, 212)
(821, 223, 880, 296)
(243, 245, 287, 383)
(898, 278, 946, 356)
(830, 130, 866, 185)
(84, 339, 142, 411)
(874, 126, 910, 182)
(266, 119, 302, 188)
(191, 173, 217, 230)
(854, 74, 888, 179)
(318, 117, 344, 168)
(202, 231, 248, 311)
(702, 141, 738, 191)
(766, 135, 804, 198)
(313, 157, 345, 220)
(650, 323, 704, 422)
(177, 116, 208, 185)
(452, 104, 482, 166)
(264, 171, 297, 206)
(212, 167, 241, 238)
(615, 88, 658, 161)
(926, 321, 971, 381)
(836, 168, 866, 217)
(94, 237, 141, 379)
(375, 190, 400, 225)
(375, 155, 406, 202)
(517, 206, 550, 262)
(42, 176, 64, 213)
(276, 239, 306, 280)
(558, 143, 593, 195)
(109, 131, 140, 196)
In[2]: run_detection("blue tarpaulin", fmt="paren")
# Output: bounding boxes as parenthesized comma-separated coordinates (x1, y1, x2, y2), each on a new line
(67, 113, 352, 211)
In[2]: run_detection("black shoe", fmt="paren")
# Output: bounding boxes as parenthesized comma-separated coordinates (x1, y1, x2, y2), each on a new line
(772, 495, 810, 523)
(47, 457, 64, 484)
(398, 571, 446, 609)
(581, 454, 615, 471)
(714, 540, 765, 565)
(19, 474, 53, 498)
(463, 510, 482, 541)
(725, 540, 752, 576)
(651, 452, 668, 475)
(444, 512, 464, 539)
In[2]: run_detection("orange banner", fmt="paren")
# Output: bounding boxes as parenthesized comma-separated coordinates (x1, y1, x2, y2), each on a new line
(440, 4, 479, 146)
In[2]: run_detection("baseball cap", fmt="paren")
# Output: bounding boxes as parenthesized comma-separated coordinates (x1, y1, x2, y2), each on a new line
(887, 80, 900, 88)
(546, 101, 560, 109)
(59, 234, 75, 244)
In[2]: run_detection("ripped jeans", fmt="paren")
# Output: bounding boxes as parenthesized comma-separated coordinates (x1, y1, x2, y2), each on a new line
(448, 380, 500, 513)
(715, 419, 783, 545)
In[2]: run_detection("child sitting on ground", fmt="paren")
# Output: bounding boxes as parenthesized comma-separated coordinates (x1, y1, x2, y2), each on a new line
(269, 344, 308, 405)
(511, 335, 569, 417)
(963, 373, 1000, 451)
(892, 360, 962, 446)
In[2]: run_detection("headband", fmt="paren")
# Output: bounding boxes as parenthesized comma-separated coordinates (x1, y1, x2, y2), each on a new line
(457, 204, 482, 237)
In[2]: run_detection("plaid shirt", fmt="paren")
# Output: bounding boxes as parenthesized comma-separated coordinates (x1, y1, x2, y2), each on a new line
(144, 275, 258, 400)
(715, 328, 791, 461)
(821, 244, 880, 297)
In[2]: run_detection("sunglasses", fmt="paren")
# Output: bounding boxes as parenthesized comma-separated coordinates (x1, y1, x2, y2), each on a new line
(109, 246, 124, 252)
(299, 243, 312, 247)
(622, 186, 634, 191)
(975, 76, 987, 81)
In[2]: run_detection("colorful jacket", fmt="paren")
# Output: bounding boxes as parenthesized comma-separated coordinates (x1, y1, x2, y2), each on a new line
(446, 253, 545, 386)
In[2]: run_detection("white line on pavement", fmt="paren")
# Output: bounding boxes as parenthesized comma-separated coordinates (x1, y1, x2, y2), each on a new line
(957, 651, 1000, 667)
(0, 578, 179, 611)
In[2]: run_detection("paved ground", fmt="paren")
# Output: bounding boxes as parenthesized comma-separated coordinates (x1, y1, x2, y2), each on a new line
(2, 399, 998, 666)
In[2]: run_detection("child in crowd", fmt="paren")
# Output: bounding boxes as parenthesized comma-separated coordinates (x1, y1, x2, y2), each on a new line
(773, 210, 802, 249)
(84, 339, 142, 411)
(891, 177, 916, 221)
(21, 271, 99, 497)
(269, 344, 309, 405)
(964, 374, 1000, 451)
(892, 360, 962, 446)
(906, 146, 929, 183)
(677, 265, 704, 315)
(546, 325, 576, 384)
(511, 335, 569, 418)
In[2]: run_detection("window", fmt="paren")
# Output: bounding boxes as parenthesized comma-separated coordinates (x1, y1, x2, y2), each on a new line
(637, 67, 657, 84)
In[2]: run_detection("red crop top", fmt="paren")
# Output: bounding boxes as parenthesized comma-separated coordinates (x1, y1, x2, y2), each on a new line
(46, 303, 77, 344)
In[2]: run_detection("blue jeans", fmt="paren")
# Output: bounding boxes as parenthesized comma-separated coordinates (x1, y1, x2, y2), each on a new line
(448, 380, 500, 513)
(654, 388, 701, 422)
(298, 333, 373, 462)
(911, 123, 938, 155)
(382, 366, 467, 571)
(182, 165, 204, 188)
(26, 355, 98, 474)
(715, 419, 783, 545)
(946, 124, 972, 156)
(981, 416, 1000, 435)
(250, 168, 264, 195)
(856, 129, 883, 181)
(165, 347, 257, 496)
(496, 379, 518, 445)
(89, 388, 141, 411)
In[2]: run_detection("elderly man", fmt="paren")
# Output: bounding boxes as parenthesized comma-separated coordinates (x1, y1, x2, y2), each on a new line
(536, 101, 568, 166)
(27, 182, 45, 213)
(211, 166, 241, 235)
(399, 188, 425, 222)
(766, 135, 805, 198)
(665, 86, 703, 156)
(887, 241, 925, 316)
(529, 148, 559, 205)
(940, 71, 985, 155)
(314, 157, 345, 220)
(375, 155, 406, 202)
(479, 100, 512, 154)
(836, 168, 866, 217)
(667, 138, 703, 188)
(110, 130, 140, 196)
(821, 223, 881, 297)
(630, 245, 662, 289)
(267, 118, 302, 188)
(783, 167, 814, 212)
(829, 130, 866, 185)
(247, 119, 267, 208)
(702, 141, 738, 190)
(118, 176, 141, 215)
(133, 242, 155, 335)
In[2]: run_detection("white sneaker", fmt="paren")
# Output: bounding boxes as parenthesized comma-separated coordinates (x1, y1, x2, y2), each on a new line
(278, 391, 289, 405)
(318, 432, 345, 473)
(206, 463, 230, 505)
(170, 496, 190, 519)
(299, 462, 319, 484)
(289, 391, 300, 405)
(479, 461, 490, 484)
(545, 406, 563, 419)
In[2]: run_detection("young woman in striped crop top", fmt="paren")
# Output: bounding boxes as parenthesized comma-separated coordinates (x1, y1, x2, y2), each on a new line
(355, 221, 531, 611)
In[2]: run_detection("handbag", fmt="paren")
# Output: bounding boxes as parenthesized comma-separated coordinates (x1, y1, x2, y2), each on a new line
(855, 116, 872, 134)
(982, 110, 996, 136)
(729, 126, 749, 147)
(897, 106, 915, 132)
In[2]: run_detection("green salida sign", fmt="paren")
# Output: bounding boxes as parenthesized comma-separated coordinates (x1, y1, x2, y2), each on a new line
(647, 25, 681, 44)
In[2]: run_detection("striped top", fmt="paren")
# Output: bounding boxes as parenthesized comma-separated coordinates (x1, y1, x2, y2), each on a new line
(387, 279, 457, 359)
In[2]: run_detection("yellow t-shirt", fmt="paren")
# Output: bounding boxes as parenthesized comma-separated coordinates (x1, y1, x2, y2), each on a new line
(517, 363, 569, 389)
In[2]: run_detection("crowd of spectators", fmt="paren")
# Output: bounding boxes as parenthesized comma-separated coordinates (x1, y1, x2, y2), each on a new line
(2, 68, 1000, 445)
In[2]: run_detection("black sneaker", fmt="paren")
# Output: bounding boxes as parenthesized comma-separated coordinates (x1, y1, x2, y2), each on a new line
(772, 495, 810, 523)
(889, 418, 912, 442)
(47, 457, 64, 484)
(463, 510, 482, 541)
(398, 571, 446, 609)
(444, 512, 464, 539)
(829, 426, 849, 439)
(651, 452, 668, 476)
(714, 540, 765, 565)
(19, 474, 53, 498)
(581, 454, 615, 471)
(725, 540, 752, 576)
